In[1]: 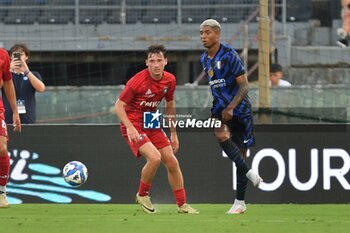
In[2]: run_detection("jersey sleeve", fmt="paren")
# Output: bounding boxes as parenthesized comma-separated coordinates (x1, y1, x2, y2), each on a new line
(229, 51, 246, 78)
(119, 80, 136, 104)
(165, 75, 176, 102)
(1, 51, 12, 81)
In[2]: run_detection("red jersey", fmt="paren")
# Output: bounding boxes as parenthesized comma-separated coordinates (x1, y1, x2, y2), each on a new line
(119, 68, 176, 125)
(0, 49, 12, 113)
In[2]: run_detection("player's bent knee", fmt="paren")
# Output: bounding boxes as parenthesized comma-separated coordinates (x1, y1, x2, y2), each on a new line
(165, 156, 179, 171)
(214, 131, 230, 142)
(147, 156, 161, 168)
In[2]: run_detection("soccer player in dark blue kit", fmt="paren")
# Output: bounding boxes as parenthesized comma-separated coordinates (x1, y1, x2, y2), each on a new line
(199, 19, 263, 214)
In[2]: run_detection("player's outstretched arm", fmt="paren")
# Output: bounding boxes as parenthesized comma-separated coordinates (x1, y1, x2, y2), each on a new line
(114, 99, 139, 143)
(3, 80, 21, 132)
(165, 100, 179, 154)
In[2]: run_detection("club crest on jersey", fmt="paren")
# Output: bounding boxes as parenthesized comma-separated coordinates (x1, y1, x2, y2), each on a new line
(138, 134, 145, 141)
(163, 86, 169, 94)
(144, 88, 155, 98)
(208, 68, 214, 78)
(216, 61, 221, 69)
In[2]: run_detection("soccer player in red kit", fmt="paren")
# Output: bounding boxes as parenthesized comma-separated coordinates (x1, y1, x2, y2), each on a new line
(0, 48, 22, 208)
(115, 44, 198, 214)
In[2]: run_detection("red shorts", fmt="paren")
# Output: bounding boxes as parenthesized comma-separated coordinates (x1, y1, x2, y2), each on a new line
(120, 124, 171, 158)
(0, 112, 8, 138)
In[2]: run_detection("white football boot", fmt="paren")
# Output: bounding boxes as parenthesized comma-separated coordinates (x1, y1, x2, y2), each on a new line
(226, 199, 247, 214)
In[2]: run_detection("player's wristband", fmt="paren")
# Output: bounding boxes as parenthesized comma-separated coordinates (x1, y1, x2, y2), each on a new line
(24, 70, 30, 76)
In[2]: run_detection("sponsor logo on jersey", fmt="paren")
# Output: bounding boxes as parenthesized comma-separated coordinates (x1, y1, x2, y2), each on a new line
(145, 88, 155, 98)
(209, 78, 226, 88)
(140, 101, 161, 108)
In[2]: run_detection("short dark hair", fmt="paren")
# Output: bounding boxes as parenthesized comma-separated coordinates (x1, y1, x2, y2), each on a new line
(9, 43, 30, 57)
(270, 63, 283, 73)
(147, 44, 167, 58)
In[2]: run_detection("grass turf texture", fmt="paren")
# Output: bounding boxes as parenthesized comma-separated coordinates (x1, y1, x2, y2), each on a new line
(1, 204, 349, 233)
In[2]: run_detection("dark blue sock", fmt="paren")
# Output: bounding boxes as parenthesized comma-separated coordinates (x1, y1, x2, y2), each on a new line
(219, 139, 249, 174)
(236, 168, 248, 200)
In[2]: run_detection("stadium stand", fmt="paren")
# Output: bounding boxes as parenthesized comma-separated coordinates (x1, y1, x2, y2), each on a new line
(50, 0, 74, 5)
(148, 0, 177, 5)
(286, 0, 313, 22)
(126, 0, 148, 6)
(38, 9, 74, 24)
(141, 9, 177, 24)
(106, 9, 121, 24)
(4, 9, 39, 24)
(79, 9, 106, 24)
(182, 8, 210, 23)
(125, 9, 143, 24)
(182, 0, 210, 5)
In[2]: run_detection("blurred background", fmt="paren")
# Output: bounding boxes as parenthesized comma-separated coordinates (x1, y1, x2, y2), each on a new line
(0, 0, 348, 124)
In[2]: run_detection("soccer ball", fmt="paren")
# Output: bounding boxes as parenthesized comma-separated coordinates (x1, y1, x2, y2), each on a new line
(63, 161, 88, 187)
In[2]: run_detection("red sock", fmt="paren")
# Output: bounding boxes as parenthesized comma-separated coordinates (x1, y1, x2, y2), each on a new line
(0, 155, 10, 186)
(173, 188, 186, 207)
(138, 180, 151, 196)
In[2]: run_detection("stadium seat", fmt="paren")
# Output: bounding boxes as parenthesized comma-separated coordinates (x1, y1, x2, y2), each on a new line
(106, 9, 121, 24)
(125, 0, 148, 6)
(125, 9, 143, 24)
(286, 0, 312, 22)
(148, 0, 177, 5)
(182, 9, 210, 23)
(0, 0, 12, 5)
(80, 0, 121, 5)
(182, 0, 210, 5)
(50, 0, 74, 5)
(211, 7, 246, 23)
(38, 9, 74, 24)
(34, 0, 48, 5)
(12, 0, 37, 5)
(212, 0, 233, 3)
(4, 9, 39, 24)
(79, 9, 106, 24)
(141, 9, 176, 24)
(0, 9, 7, 22)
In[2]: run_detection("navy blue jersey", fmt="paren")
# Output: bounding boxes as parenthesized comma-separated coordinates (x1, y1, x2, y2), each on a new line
(2, 71, 42, 124)
(200, 43, 252, 118)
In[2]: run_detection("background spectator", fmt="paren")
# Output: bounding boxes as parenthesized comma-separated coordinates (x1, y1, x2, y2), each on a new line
(270, 64, 292, 87)
(2, 44, 45, 124)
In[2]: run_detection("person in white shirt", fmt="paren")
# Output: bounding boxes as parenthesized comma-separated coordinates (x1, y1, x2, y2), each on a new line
(270, 64, 292, 87)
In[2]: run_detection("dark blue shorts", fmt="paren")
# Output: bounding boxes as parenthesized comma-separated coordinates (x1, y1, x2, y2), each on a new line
(226, 115, 255, 148)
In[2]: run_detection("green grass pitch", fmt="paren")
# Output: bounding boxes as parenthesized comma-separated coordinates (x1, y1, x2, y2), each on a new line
(1, 204, 349, 233)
